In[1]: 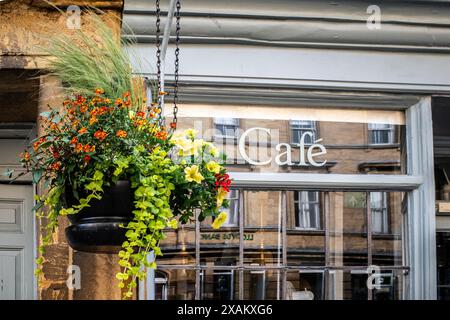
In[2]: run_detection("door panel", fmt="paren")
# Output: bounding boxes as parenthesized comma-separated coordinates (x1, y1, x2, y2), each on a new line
(0, 185, 34, 300)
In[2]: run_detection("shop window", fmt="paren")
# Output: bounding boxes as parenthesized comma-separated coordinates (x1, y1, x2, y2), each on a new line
(368, 123, 395, 145)
(371, 192, 389, 234)
(294, 191, 321, 230)
(291, 120, 316, 144)
(214, 118, 239, 138)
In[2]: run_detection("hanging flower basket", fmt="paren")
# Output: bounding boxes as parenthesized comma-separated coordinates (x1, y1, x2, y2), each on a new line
(64, 180, 134, 253)
(11, 12, 231, 299)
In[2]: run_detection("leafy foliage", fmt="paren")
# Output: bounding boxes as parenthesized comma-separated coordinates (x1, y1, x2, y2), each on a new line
(18, 12, 231, 299)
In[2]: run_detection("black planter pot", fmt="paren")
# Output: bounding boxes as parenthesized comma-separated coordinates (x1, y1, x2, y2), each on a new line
(65, 180, 134, 254)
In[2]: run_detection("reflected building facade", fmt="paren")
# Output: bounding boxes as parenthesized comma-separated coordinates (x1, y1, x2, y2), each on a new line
(155, 106, 406, 300)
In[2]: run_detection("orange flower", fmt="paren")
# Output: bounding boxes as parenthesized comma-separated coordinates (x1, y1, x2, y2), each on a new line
(159, 91, 168, 96)
(116, 130, 127, 138)
(20, 151, 30, 162)
(115, 98, 123, 106)
(75, 143, 83, 153)
(83, 144, 93, 153)
(94, 130, 108, 141)
(89, 116, 98, 125)
(170, 122, 177, 129)
(71, 120, 80, 128)
(50, 162, 61, 171)
(80, 105, 88, 113)
(95, 88, 104, 95)
(124, 100, 131, 107)
(63, 100, 70, 106)
(83, 155, 91, 163)
(156, 131, 167, 140)
(134, 119, 146, 127)
(122, 91, 131, 98)
(70, 137, 78, 145)
(33, 137, 46, 151)
(104, 98, 111, 104)
(78, 127, 88, 135)
(136, 111, 145, 118)
(50, 123, 58, 131)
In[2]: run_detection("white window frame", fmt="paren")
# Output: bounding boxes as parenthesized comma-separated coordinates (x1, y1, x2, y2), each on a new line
(214, 117, 239, 139)
(142, 96, 436, 301)
(368, 123, 396, 145)
(370, 192, 389, 234)
(290, 120, 316, 145)
(294, 191, 321, 230)
(221, 189, 239, 227)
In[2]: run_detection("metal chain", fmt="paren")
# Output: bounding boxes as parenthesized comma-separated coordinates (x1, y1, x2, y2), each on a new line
(171, 0, 181, 131)
(155, 0, 162, 115)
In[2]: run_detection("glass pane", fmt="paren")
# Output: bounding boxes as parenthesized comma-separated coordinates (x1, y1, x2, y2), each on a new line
(172, 106, 406, 174)
(437, 232, 450, 300)
(287, 191, 325, 266)
(243, 190, 283, 266)
(329, 192, 368, 267)
(243, 270, 281, 300)
(371, 192, 404, 267)
(200, 269, 239, 300)
(200, 189, 240, 266)
(159, 224, 196, 266)
(285, 271, 324, 300)
(156, 269, 196, 300)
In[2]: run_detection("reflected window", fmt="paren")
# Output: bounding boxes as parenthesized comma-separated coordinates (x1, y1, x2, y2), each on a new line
(214, 118, 239, 138)
(371, 192, 389, 234)
(291, 120, 316, 144)
(222, 190, 239, 227)
(368, 123, 395, 145)
(294, 191, 321, 230)
(200, 270, 234, 300)
(250, 270, 266, 299)
(155, 271, 168, 300)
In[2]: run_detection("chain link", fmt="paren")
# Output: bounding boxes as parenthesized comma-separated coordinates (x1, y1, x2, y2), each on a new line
(171, 0, 181, 131)
(155, 0, 162, 115)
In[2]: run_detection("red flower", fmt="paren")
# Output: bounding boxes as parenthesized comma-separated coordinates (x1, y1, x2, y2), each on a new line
(70, 137, 78, 145)
(215, 173, 231, 192)
(170, 122, 177, 129)
(136, 111, 145, 118)
(83, 155, 91, 163)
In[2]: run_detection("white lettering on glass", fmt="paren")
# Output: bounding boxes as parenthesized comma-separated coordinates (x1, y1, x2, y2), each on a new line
(239, 128, 327, 167)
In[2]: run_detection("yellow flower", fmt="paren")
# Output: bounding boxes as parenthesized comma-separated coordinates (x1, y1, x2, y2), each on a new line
(212, 212, 228, 229)
(206, 161, 221, 174)
(178, 139, 195, 156)
(216, 187, 228, 207)
(209, 145, 219, 157)
(185, 128, 198, 139)
(184, 165, 204, 183)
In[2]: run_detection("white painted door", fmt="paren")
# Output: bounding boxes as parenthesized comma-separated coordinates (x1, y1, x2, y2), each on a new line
(0, 184, 35, 300)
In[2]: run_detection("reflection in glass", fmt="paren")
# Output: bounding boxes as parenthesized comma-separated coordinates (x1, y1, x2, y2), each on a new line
(329, 192, 368, 267)
(155, 269, 196, 300)
(285, 271, 324, 300)
(244, 270, 281, 300)
(244, 191, 282, 266)
(200, 269, 238, 300)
